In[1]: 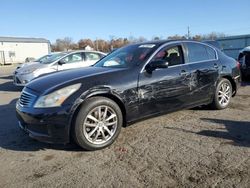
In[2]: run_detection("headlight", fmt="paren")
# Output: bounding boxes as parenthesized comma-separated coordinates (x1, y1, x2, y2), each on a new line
(34, 83, 81, 108)
(20, 68, 37, 74)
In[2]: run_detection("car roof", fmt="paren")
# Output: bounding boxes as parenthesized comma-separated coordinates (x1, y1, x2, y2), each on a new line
(63, 50, 106, 55)
(127, 39, 212, 47)
(131, 40, 176, 46)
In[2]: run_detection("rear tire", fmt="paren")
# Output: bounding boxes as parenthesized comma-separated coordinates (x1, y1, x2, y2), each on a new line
(73, 97, 123, 151)
(210, 78, 232, 110)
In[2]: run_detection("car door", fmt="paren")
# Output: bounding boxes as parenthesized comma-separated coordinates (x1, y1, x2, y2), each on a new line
(57, 52, 84, 71)
(84, 52, 103, 67)
(183, 42, 220, 104)
(138, 44, 192, 117)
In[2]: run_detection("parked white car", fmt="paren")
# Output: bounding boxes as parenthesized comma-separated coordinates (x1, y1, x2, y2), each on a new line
(16, 53, 59, 70)
(13, 50, 106, 86)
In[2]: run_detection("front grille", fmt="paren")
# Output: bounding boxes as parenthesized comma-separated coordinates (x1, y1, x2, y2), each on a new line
(13, 75, 21, 84)
(19, 91, 36, 107)
(16, 77, 21, 84)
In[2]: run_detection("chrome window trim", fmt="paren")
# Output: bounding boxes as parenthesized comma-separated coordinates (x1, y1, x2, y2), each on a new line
(140, 40, 219, 73)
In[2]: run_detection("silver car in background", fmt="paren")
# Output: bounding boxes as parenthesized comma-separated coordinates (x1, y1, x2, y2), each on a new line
(16, 53, 59, 70)
(13, 50, 106, 86)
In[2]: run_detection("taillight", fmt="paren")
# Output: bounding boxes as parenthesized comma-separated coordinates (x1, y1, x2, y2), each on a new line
(236, 61, 241, 69)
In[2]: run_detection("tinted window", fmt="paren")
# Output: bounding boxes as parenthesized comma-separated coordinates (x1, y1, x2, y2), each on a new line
(245, 53, 250, 66)
(152, 46, 183, 66)
(186, 43, 210, 63)
(205, 46, 217, 60)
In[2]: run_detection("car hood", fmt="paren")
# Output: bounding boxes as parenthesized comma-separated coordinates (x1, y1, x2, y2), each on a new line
(16, 62, 47, 73)
(26, 67, 123, 93)
(16, 61, 37, 69)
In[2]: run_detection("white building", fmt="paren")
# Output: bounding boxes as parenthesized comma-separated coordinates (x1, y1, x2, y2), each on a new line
(84, 45, 94, 51)
(0, 36, 51, 65)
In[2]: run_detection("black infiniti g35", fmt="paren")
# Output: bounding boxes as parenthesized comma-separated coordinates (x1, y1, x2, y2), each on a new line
(16, 40, 241, 150)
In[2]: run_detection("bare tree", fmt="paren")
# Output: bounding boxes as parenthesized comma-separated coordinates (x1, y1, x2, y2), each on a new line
(51, 32, 227, 53)
(192, 35, 202, 41)
(167, 35, 186, 40)
(153, 36, 160, 41)
(53, 37, 74, 51)
(202, 32, 226, 40)
(78, 39, 94, 49)
(137, 36, 147, 42)
(167, 32, 226, 41)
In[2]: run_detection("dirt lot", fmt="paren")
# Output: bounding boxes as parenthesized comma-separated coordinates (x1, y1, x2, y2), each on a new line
(0, 66, 250, 188)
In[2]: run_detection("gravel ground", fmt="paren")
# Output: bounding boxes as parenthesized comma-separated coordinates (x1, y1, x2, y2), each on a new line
(0, 67, 250, 188)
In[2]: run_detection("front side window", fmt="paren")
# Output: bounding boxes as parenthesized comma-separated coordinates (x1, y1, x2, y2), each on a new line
(151, 46, 184, 66)
(41, 53, 67, 64)
(61, 53, 83, 64)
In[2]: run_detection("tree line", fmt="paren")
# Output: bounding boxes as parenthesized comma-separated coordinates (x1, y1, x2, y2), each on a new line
(51, 32, 226, 52)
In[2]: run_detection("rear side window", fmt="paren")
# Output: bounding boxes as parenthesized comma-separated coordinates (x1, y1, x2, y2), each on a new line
(205, 46, 217, 60)
(85, 52, 101, 61)
(186, 43, 216, 63)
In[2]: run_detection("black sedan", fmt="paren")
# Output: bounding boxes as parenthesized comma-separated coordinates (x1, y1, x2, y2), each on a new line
(16, 40, 241, 150)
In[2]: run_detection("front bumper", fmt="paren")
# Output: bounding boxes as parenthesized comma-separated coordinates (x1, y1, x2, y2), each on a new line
(16, 102, 73, 144)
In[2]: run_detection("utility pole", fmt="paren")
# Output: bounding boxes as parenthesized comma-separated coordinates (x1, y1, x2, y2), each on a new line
(96, 38, 99, 51)
(187, 26, 190, 39)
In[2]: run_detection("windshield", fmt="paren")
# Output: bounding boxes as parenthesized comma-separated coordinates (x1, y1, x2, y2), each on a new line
(35, 54, 52, 63)
(94, 43, 159, 68)
(41, 53, 68, 64)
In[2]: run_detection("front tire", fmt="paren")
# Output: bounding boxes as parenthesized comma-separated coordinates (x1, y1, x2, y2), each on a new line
(73, 97, 123, 151)
(211, 78, 232, 110)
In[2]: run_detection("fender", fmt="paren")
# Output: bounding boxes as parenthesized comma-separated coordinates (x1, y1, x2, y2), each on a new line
(67, 85, 126, 133)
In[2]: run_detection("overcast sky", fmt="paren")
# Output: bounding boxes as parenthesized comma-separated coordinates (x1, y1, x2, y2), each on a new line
(1, 0, 250, 42)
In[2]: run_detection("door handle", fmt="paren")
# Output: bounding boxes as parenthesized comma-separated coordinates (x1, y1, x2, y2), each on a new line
(214, 63, 219, 69)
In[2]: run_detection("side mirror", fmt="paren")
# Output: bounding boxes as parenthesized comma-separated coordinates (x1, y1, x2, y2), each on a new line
(145, 60, 168, 73)
(58, 60, 66, 65)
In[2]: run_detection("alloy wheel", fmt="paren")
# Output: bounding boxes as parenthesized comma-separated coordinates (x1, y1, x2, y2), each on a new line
(217, 82, 231, 107)
(83, 105, 118, 145)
